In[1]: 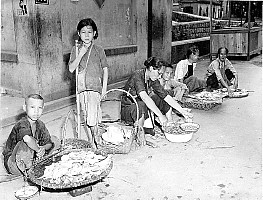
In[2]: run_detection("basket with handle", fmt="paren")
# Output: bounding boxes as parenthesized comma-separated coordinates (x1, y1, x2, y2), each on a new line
(60, 108, 93, 150)
(97, 88, 139, 154)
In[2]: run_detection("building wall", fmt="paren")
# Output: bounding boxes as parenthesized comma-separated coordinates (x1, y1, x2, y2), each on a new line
(1, 0, 148, 102)
(151, 0, 172, 63)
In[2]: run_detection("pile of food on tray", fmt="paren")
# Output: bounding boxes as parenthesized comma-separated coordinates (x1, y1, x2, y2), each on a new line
(191, 91, 222, 101)
(215, 88, 249, 98)
(37, 150, 112, 186)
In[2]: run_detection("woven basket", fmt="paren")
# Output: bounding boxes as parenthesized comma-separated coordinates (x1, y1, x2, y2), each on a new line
(27, 148, 113, 189)
(181, 94, 223, 111)
(97, 89, 139, 154)
(27, 109, 113, 189)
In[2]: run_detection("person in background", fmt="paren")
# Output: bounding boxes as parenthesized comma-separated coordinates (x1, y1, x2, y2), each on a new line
(173, 46, 206, 93)
(2, 94, 54, 175)
(69, 18, 109, 148)
(206, 47, 238, 96)
(121, 57, 193, 145)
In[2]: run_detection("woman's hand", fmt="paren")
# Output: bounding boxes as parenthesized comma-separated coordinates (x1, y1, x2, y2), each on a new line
(227, 87, 234, 97)
(36, 146, 45, 158)
(158, 114, 168, 127)
(181, 110, 193, 121)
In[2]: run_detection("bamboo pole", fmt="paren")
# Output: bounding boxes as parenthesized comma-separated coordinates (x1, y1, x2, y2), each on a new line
(247, 1, 251, 60)
(75, 40, 81, 138)
(209, 0, 213, 61)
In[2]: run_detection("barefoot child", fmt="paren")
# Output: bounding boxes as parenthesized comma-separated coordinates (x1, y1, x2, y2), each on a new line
(2, 94, 54, 175)
(69, 18, 109, 147)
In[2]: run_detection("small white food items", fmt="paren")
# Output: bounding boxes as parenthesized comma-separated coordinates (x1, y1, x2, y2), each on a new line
(102, 124, 132, 145)
(39, 150, 112, 185)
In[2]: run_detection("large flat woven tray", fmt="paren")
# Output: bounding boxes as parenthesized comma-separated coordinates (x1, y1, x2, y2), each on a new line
(27, 148, 113, 189)
(181, 96, 223, 110)
(180, 92, 224, 111)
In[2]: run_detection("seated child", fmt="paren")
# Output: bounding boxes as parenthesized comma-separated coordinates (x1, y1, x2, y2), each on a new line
(2, 94, 54, 175)
(206, 47, 238, 96)
(174, 46, 206, 93)
(159, 63, 188, 102)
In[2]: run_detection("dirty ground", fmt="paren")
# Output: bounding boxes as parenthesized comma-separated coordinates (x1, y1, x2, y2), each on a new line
(0, 56, 262, 200)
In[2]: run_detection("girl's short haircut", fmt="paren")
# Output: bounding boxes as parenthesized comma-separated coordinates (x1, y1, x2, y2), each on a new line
(186, 45, 199, 59)
(25, 94, 44, 104)
(144, 57, 163, 70)
(217, 47, 229, 57)
(77, 18, 98, 39)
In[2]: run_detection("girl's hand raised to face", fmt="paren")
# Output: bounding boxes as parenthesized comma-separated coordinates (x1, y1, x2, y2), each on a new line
(79, 45, 89, 56)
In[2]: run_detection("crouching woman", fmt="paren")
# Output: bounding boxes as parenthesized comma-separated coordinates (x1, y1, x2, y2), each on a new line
(121, 57, 192, 145)
(206, 47, 238, 96)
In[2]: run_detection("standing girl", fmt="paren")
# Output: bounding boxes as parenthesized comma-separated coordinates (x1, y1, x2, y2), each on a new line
(69, 18, 109, 147)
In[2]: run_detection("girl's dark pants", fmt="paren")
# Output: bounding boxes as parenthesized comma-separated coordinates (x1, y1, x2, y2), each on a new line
(206, 69, 235, 89)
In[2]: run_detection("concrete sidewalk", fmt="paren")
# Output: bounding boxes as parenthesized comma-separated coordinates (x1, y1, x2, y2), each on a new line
(0, 55, 262, 199)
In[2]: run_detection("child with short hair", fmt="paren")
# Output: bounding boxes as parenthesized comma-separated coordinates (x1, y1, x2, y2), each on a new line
(2, 94, 54, 175)
(159, 63, 188, 102)
(69, 18, 109, 147)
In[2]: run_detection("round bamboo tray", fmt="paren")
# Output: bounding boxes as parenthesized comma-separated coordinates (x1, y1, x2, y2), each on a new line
(27, 148, 113, 189)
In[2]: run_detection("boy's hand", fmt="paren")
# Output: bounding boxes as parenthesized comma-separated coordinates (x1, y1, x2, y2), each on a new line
(37, 146, 45, 158)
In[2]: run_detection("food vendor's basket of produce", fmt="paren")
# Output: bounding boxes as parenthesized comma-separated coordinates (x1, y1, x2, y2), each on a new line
(97, 89, 139, 154)
(181, 91, 224, 110)
(218, 88, 249, 98)
(27, 148, 113, 189)
(163, 121, 200, 143)
(27, 109, 113, 189)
